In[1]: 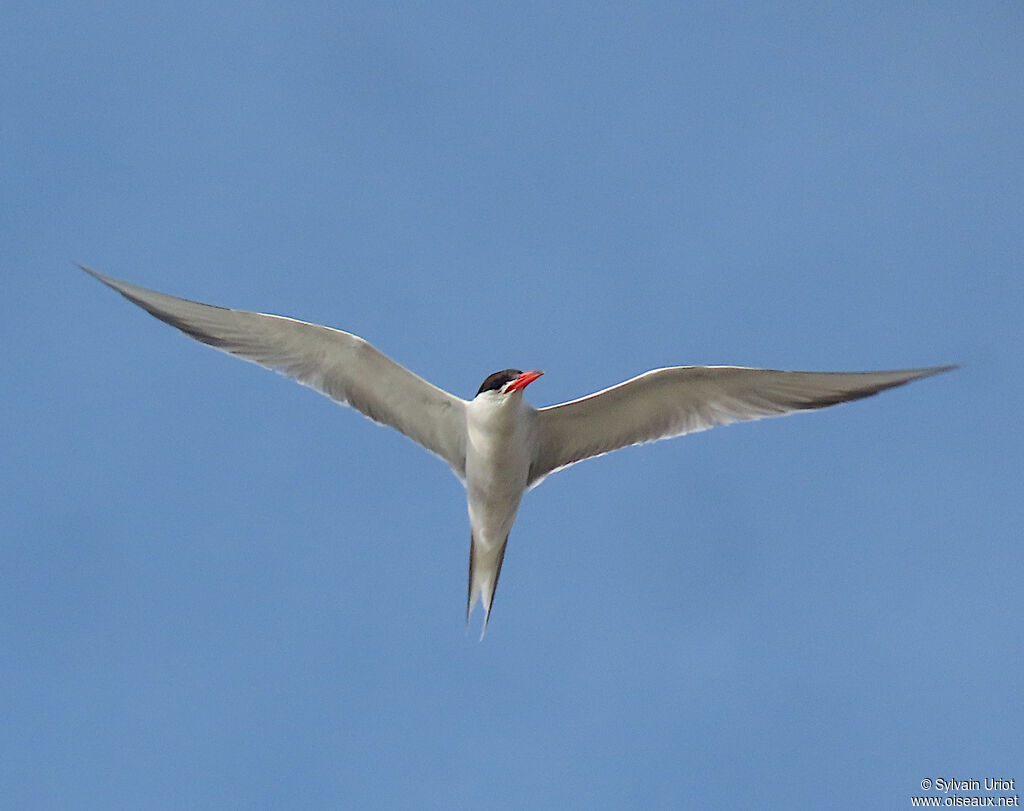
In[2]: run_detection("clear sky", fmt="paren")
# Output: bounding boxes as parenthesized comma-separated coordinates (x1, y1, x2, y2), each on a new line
(3, 2, 1021, 808)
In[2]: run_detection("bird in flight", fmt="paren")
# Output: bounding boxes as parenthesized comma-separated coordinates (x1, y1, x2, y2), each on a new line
(82, 267, 954, 636)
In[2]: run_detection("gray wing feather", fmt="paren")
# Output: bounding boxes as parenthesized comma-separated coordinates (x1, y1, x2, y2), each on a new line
(82, 267, 468, 477)
(530, 364, 954, 485)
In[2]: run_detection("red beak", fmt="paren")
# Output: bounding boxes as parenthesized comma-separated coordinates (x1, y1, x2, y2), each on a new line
(506, 370, 544, 393)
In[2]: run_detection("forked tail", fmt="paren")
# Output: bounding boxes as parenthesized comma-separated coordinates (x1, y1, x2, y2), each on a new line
(466, 532, 510, 640)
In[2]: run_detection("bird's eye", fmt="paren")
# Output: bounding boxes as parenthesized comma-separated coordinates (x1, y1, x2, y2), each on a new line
(477, 369, 522, 395)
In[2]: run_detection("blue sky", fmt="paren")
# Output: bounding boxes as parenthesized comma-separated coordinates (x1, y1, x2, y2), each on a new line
(3, 2, 1022, 808)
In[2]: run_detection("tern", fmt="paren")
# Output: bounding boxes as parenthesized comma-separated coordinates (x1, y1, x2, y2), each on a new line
(82, 267, 954, 636)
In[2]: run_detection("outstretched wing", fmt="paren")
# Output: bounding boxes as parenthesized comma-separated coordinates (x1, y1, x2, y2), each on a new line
(530, 364, 954, 485)
(82, 267, 468, 477)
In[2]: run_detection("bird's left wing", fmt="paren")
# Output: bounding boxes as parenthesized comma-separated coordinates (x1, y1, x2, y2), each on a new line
(82, 267, 468, 477)
(529, 365, 954, 485)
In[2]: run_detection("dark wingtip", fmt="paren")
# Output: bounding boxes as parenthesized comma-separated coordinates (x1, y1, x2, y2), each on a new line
(798, 364, 958, 411)
(78, 264, 122, 291)
(908, 364, 958, 377)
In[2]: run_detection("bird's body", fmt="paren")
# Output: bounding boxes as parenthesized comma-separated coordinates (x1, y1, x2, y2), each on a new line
(465, 382, 537, 624)
(81, 267, 955, 636)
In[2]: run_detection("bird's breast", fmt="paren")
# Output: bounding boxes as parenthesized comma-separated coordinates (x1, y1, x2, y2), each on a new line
(464, 400, 536, 539)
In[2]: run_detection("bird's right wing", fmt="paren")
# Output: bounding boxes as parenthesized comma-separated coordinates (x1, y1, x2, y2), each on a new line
(82, 267, 468, 478)
(529, 364, 954, 485)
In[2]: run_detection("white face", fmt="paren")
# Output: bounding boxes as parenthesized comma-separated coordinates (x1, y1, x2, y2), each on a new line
(475, 369, 544, 397)
(477, 369, 524, 396)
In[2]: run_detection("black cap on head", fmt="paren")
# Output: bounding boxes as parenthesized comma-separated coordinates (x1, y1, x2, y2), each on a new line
(476, 369, 522, 395)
